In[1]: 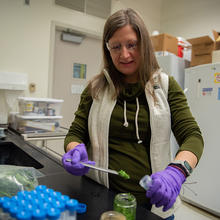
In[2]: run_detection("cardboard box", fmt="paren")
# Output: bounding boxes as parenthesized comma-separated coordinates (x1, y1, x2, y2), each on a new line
(187, 36, 214, 66)
(151, 33, 178, 56)
(213, 30, 220, 50)
(212, 50, 220, 63)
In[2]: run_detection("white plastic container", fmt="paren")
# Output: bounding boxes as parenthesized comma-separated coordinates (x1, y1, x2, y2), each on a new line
(18, 97, 63, 117)
(14, 115, 63, 134)
(139, 175, 152, 191)
(0, 72, 27, 124)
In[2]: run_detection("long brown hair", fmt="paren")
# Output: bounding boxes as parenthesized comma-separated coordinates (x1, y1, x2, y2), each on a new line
(88, 8, 159, 99)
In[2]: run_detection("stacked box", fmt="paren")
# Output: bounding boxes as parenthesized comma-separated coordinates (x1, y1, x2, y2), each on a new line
(213, 30, 220, 50)
(151, 33, 178, 56)
(212, 30, 220, 63)
(187, 36, 214, 67)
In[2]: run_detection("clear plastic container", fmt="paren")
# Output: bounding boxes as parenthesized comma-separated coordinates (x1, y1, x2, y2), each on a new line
(18, 97, 63, 117)
(113, 193, 137, 220)
(139, 175, 152, 191)
(14, 114, 62, 134)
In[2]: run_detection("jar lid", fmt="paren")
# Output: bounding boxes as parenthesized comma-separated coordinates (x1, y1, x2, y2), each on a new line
(100, 210, 126, 220)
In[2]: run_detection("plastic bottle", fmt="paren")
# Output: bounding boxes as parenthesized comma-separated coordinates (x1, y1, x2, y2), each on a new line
(11, 195, 20, 204)
(53, 199, 65, 219)
(17, 190, 29, 199)
(76, 203, 87, 214)
(9, 205, 20, 219)
(30, 189, 39, 198)
(51, 191, 62, 199)
(0, 197, 7, 219)
(16, 210, 32, 220)
(64, 199, 78, 220)
(1, 185, 86, 220)
(58, 195, 70, 205)
(139, 175, 153, 191)
(47, 207, 61, 220)
(2, 199, 15, 220)
(32, 207, 47, 220)
(36, 185, 47, 192)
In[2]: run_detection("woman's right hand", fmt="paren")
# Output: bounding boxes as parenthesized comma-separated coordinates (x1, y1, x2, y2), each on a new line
(62, 143, 95, 176)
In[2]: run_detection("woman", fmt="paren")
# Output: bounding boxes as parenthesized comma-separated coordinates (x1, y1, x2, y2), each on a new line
(62, 8, 203, 219)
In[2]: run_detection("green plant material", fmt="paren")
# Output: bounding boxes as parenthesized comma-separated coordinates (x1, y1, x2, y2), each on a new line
(0, 166, 38, 197)
(118, 170, 130, 179)
(113, 193, 136, 220)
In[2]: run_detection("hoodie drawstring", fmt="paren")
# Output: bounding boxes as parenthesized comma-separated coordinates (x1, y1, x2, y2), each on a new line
(135, 98, 143, 144)
(123, 100, 129, 127)
(123, 98, 143, 144)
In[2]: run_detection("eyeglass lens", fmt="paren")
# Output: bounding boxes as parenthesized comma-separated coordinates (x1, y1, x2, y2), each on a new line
(107, 41, 138, 53)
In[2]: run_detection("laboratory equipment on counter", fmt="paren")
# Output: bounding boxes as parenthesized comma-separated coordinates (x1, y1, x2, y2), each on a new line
(14, 115, 63, 134)
(10, 97, 64, 134)
(182, 62, 220, 217)
(18, 97, 63, 117)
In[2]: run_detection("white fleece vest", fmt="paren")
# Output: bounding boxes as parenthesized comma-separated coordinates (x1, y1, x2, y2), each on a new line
(87, 70, 181, 218)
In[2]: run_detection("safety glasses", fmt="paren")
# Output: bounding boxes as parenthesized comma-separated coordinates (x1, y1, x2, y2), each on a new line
(106, 40, 138, 54)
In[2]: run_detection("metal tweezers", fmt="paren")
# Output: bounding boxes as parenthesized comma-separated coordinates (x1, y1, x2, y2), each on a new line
(65, 159, 119, 175)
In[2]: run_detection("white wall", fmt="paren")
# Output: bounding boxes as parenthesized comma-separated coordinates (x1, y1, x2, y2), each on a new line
(0, 0, 105, 97)
(0, 0, 161, 98)
(1, 0, 220, 99)
(160, 0, 220, 39)
(111, 0, 162, 33)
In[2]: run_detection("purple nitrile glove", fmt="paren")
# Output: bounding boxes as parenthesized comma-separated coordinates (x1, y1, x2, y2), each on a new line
(62, 143, 95, 176)
(146, 166, 186, 212)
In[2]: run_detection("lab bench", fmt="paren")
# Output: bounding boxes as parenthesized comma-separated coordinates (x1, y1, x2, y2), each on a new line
(0, 129, 163, 220)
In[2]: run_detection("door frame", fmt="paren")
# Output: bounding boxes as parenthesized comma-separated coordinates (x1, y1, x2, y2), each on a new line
(48, 21, 102, 98)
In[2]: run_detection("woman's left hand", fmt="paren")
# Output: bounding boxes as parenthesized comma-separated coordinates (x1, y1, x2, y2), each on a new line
(146, 166, 186, 211)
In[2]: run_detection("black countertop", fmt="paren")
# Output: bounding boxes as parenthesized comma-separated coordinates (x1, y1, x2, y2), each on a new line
(1, 130, 163, 220)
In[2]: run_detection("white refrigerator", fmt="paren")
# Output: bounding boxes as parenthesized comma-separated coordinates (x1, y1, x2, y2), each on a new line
(156, 53, 190, 89)
(182, 63, 220, 216)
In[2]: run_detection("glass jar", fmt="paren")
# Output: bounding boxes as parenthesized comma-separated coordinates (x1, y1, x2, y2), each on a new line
(113, 193, 137, 220)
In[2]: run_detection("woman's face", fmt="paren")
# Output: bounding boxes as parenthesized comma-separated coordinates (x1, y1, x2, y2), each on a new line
(107, 25, 141, 83)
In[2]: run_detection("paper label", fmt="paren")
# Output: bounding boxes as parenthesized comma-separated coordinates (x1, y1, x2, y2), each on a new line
(73, 63, 87, 79)
(214, 72, 220, 83)
(71, 84, 84, 94)
(202, 88, 213, 96)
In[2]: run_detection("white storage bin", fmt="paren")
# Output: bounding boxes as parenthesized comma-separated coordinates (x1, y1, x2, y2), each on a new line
(15, 115, 62, 134)
(18, 97, 63, 117)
